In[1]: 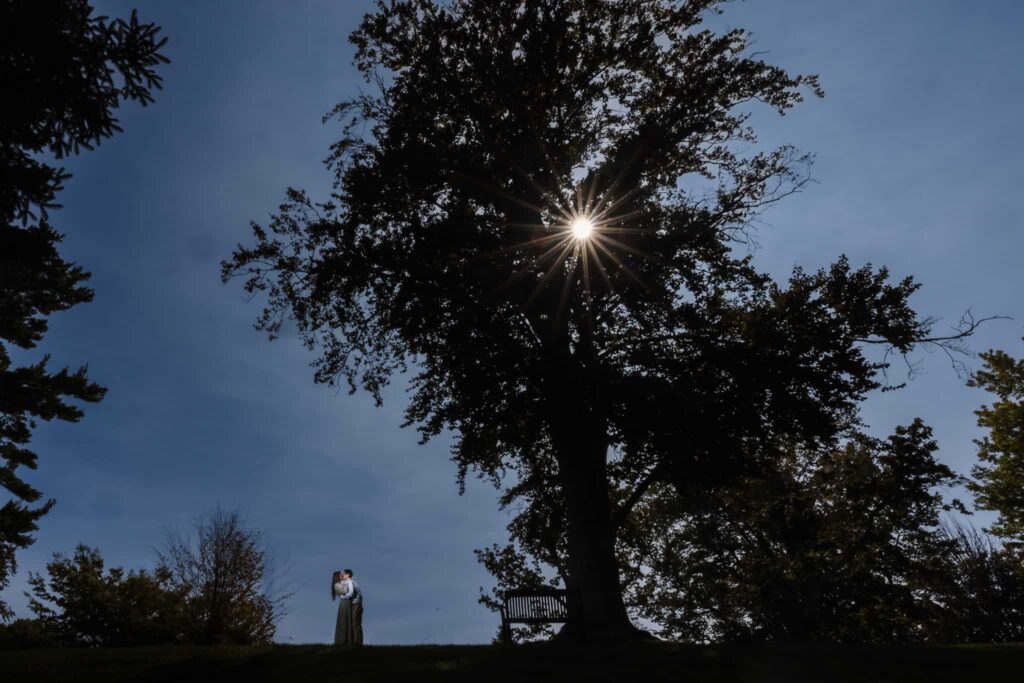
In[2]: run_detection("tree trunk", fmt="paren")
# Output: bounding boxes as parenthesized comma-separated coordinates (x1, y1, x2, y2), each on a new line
(534, 270, 649, 641)
(548, 407, 649, 641)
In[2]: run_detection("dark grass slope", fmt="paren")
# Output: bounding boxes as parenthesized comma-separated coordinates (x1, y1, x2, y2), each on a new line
(2, 641, 1022, 683)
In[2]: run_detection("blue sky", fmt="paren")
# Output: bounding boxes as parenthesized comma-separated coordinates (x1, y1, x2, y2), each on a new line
(4, 0, 1023, 644)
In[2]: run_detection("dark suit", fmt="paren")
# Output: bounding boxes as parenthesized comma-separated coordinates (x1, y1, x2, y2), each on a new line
(348, 577, 364, 645)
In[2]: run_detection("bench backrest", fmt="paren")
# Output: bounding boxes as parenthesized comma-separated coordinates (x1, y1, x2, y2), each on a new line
(502, 589, 581, 623)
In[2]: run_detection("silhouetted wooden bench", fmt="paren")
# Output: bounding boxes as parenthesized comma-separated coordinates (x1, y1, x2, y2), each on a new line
(499, 587, 583, 643)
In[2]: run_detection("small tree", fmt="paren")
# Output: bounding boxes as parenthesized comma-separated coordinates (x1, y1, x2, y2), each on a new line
(155, 505, 294, 645)
(24, 544, 185, 646)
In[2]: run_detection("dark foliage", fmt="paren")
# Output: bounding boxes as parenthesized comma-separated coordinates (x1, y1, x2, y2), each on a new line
(475, 542, 560, 643)
(0, 0, 168, 223)
(155, 505, 295, 645)
(24, 544, 186, 647)
(223, 0, 981, 637)
(625, 421, 966, 642)
(0, 0, 168, 621)
(922, 520, 1024, 642)
(0, 617, 59, 650)
(967, 343, 1024, 544)
(14, 507, 292, 648)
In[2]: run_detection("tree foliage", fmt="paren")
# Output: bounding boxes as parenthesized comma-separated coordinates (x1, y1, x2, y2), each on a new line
(155, 505, 294, 645)
(223, 0, 979, 636)
(0, 0, 168, 621)
(0, 616, 60, 650)
(923, 520, 1024, 643)
(624, 421, 966, 642)
(14, 506, 292, 648)
(967, 343, 1024, 544)
(24, 544, 185, 647)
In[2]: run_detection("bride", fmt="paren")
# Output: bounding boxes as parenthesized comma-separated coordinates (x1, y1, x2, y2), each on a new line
(332, 570, 356, 645)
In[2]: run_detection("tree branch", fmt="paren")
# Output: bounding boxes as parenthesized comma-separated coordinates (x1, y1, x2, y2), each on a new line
(612, 463, 666, 531)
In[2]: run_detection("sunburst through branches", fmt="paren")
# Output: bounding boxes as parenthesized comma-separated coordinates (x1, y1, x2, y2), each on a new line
(490, 178, 651, 322)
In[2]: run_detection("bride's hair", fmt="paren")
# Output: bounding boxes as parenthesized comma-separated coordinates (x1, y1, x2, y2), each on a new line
(331, 570, 342, 601)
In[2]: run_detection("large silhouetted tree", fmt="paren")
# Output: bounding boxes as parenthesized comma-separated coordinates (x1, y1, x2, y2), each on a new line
(224, 0, 982, 639)
(0, 0, 168, 621)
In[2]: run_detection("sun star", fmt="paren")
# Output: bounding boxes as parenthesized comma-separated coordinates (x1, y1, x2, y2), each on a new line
(570, 216, 594, 240)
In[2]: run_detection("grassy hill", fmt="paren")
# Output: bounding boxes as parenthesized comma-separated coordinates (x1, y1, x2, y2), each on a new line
(2, 641, 1022, 682)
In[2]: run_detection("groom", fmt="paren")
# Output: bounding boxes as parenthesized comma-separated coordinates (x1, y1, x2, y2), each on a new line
(339, 568, 363, 645)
